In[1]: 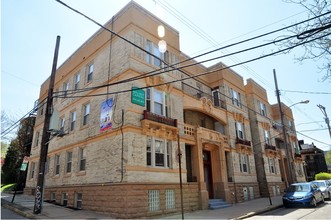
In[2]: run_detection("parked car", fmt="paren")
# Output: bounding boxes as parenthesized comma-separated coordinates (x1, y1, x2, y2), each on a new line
(311, 180, 331, 200)
(283, 182, 324, 208)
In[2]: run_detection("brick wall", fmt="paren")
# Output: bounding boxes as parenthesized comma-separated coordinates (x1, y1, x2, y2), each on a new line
(25, 182, 199, 219)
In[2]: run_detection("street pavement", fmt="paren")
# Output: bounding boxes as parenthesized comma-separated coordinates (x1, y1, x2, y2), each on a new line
(1, 192, 283, 219)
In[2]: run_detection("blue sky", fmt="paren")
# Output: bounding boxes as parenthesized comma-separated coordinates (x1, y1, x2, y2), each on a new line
(1, 0, 330, 150)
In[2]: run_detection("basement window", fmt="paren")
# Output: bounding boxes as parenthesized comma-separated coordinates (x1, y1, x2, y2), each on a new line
(148, 190, 160, 212)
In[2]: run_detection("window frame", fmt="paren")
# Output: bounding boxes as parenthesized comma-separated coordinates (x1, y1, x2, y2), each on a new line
(30, 162, 35, 179)
(70, 111, 76, 131)
(87, 63, 94, 83)
(63, 81, 69, 97)
(54, 154, 60, 175)
(239, 154, 249, 173)
(147, 137, 171, 168)
(78, 148, 86, 171)
(268, 158, 276, 174)
(235, 122, 245, 140)
(264, 130, 271, 145)
(259, 101, 267, 116)
(74, 73, 80, 91)
(146, 88, 168, 117)
(83, 103, 90, 126)
(66, 151, 72, 173)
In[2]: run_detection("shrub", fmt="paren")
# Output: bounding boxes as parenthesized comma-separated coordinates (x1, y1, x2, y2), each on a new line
(315, 172, 331, 180)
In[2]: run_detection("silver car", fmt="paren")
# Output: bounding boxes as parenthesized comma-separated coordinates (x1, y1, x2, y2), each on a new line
(311, 180, 331, 200)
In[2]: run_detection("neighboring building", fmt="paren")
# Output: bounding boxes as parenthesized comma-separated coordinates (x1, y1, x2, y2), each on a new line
(271, 103, 306, 185)
(245, 79, 283, 197)
(299, 141, 328, 181)
(25, 2, 301, 218)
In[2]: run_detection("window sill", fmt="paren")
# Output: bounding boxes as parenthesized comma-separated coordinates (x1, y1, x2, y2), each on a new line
(76, 171, 86, 176)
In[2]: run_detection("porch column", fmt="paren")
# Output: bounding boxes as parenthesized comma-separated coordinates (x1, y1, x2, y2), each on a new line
(193, 127, 209, 209)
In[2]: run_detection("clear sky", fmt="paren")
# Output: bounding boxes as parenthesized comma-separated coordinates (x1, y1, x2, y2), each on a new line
(1, 0, 330, 150)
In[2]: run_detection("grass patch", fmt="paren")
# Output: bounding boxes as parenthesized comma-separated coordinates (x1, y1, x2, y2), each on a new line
(1, 183, 16, 192)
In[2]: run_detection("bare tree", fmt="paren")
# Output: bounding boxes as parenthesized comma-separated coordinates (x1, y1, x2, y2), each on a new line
(282, 0, 331, 81)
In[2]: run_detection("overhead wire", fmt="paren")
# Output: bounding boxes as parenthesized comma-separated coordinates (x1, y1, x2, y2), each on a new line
(53, 0, 331, 97)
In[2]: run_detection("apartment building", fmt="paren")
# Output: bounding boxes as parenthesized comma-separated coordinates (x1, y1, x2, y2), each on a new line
(25, 1, 303, 218)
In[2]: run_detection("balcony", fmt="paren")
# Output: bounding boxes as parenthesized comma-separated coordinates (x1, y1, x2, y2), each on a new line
(265, 144, 278, 157)
(235, 137, 252, 154)
(141, 110, 178, 141)
(265, 144, 277, 151)
(143, 110, 177, 127)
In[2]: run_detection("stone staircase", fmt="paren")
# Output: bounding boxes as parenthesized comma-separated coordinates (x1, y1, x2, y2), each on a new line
(208, 199, 231, 210)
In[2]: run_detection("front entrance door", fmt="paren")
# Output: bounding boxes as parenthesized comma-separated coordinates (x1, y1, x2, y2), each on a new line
(203, 150, 213, 199)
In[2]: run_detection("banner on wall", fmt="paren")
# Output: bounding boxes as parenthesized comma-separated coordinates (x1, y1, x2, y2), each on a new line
(100, 98, 113, 132)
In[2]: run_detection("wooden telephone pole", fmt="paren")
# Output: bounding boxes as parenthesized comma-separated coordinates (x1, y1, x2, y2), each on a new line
(33, 36, 60, 214)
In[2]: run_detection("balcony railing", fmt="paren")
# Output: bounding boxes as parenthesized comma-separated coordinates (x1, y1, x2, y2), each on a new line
(265, 144, 277, 151)
(182, 82, 226, 109)
(143, 110, 177, 127)
(235, 137, 251, 146)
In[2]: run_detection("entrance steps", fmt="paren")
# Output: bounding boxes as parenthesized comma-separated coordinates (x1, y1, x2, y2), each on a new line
(208, 199, 231, 210)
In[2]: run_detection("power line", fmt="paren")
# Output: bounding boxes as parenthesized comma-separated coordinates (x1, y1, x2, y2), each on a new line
(54, 0, 331, 97)
(282, 90, 331, 95)
(55, 32, 331, 99)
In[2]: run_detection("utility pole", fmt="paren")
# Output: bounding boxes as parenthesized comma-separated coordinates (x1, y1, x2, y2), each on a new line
(33, 36, 60, 214)
(273, 69, 294, 186)
(317, 104, 331, 140)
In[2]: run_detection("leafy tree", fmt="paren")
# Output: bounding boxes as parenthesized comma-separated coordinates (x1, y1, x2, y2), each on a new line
(325, 150, 331, 165)
(282, 0, 331, 82)
(1, 140, 21, 184)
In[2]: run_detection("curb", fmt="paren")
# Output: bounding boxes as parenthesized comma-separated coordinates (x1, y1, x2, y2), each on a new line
(236, 204, 283, 219)
(1, 199, 37, 219)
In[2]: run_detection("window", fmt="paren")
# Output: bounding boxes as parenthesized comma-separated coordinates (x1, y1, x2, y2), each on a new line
(45, 156, 50, 174)
(264, 130, 271, 145)
(83, 103, 90, 125)
(59, 117, 65, 132)
(146, 40, 163, 67)
(66, 151, 72, 173)
(63, 81, 69, 97)
(259, 101, 267, 116)
(268, 158, 276, 174)
(54, 155, 60, 175)
(235, 122, 245, 140)
(74, 73, 80, 91)
(62, 193, 68, 206)
(35, 131, 40, 147)
(231, 88, 241, 107)
(30, 162, 35, 179)
(50, 192, 56, 203)
(78, 148, 86, 171)
(148, 190, 160, 211)
(147, 137, 171, 168)
(75, 193, 83, 209)
(239, 154, 249, 173)
(212, 88, 221, 107)
(146, 88, 168, 117)
(87, 63, 93, 82)
(70, 111, 76, 131)
(165, 189, 175, 209)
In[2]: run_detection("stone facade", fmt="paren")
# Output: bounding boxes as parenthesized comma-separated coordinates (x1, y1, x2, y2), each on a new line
(25, 1, 303, 218)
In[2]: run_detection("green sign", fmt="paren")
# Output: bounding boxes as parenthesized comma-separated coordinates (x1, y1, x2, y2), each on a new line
(131, 87, 145, 107)
(20, 163, 27, 171)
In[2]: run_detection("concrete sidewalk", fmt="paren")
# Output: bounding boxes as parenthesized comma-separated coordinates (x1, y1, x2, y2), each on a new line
(1, 192, 283, 219)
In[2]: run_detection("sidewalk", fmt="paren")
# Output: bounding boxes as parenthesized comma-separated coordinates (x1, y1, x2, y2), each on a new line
(1, 192, 283, 219)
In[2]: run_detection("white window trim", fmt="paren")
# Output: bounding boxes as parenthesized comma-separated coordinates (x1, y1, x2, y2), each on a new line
(66, 151, 72, 173)
(147, 137, 171, 168)
(147, 88, 168, 117)
(239, 154, 249, 173)
(235, 122, 245, 140)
